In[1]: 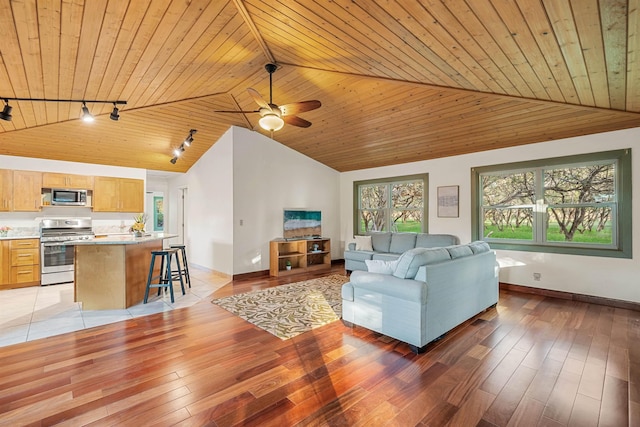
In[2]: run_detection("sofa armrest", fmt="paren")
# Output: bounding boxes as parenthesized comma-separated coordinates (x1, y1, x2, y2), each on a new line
(348, 242, 356, 250)
(349, 271, 427, 303)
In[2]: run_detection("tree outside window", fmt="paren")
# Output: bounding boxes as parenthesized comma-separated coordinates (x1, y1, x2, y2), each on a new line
(472, 149, 631, 258)
(354, 174, 427, 235)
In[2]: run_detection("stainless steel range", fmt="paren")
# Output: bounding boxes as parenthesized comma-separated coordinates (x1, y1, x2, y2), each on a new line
(40, 218, 94, 285)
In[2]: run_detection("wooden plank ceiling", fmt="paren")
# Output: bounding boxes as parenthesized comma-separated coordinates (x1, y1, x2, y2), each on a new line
(0, 0, 638, 173)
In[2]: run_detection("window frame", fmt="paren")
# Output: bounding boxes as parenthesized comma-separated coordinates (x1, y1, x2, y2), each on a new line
(471, 149, 631, 258)
(353, 174, 429, 235)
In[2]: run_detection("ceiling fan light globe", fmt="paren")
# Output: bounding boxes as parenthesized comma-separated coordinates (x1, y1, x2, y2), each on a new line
(259, 114, 284, 132)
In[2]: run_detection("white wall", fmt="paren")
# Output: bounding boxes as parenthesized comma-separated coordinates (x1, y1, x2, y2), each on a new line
(171, 128, 235, 274)
(167, 126, 340, 276)
(340, 127, 640, 303)
(232, 127, 340, 275)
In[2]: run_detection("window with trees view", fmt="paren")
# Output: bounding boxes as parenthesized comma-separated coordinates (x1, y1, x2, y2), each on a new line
(472, 149, 631, 258)
(354, 174, 427, 235)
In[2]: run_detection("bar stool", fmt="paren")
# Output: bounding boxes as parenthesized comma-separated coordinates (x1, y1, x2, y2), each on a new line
(143, 248, 185, 303)
(170, 244, 191, 288)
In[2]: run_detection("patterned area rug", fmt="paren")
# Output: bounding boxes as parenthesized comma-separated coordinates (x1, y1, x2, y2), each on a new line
(211, 274, 349, 340)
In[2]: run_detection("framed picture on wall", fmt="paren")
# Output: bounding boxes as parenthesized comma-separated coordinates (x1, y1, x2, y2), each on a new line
(437, 185, 459, 218)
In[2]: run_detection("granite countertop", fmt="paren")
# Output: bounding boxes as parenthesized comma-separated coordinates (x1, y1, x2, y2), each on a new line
(67, 233, 179, 245)
(0, 235, 40, 241)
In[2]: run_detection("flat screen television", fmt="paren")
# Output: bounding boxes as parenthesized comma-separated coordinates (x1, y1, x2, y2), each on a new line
(283, 209, 321, 239)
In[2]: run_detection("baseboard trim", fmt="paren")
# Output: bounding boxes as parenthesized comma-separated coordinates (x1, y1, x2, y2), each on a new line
(500, 282, 640, 312)
(232, 270, 269, 281)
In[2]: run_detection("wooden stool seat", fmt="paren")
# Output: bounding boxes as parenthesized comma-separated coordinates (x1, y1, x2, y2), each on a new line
(143, 248, 185, 304)
(169, 244, 191, 288)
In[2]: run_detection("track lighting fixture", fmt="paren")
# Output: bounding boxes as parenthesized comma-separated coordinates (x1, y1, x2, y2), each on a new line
(81, 102, 94, 122)
(169, 129, 197, 164)
(0, 100, 12, 121)
(0, 96, 127, 122)
(109, 103, 120, 121)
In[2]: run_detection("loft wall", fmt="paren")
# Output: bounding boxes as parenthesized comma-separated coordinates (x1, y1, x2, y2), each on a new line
(169, 126, 340, 276)
(231, 127, 340, 275)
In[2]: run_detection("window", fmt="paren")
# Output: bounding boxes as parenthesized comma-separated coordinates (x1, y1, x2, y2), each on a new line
(354, 174, 428, 235)
(472, 149, 631, 258)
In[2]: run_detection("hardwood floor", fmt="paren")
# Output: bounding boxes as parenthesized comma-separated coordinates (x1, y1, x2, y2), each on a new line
(0, 263, 637, 426)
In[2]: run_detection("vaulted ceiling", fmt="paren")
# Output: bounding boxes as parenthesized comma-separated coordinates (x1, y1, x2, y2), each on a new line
(0, 0, 638, 173)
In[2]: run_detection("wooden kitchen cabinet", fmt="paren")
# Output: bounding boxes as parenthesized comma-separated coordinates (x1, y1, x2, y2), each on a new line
(13, 171, 42, 211)
(0, 239, 40, 289)
(93, 176, 144, 212)
(42, 172, 94, 190)
(0, 240, 9, 286)
(0, 169, 12, 211)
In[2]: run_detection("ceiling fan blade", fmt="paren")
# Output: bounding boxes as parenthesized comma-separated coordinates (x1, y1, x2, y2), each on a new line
(283, 115, 312, 128)
(279, 100, 322, 116)
(247, 88, 271, 111)
(215, 110, 260, 113)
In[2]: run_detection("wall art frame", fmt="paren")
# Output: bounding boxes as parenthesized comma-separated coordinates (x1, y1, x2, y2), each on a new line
(437, 185, 459, 218)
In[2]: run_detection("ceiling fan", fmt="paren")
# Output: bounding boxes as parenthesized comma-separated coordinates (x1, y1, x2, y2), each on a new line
(216, 63, 321, 132)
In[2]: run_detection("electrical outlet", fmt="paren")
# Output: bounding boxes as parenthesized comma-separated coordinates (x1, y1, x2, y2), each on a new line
(239, 219, 244, 226)
(533, 272, 541, 281)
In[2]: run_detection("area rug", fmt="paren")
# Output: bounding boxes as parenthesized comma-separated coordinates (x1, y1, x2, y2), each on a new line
(211, 274, 349, 340)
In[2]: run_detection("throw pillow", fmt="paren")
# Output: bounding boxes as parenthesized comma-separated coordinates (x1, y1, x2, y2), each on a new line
(365, 259, 398, 275)
(354, 235, 373, 251)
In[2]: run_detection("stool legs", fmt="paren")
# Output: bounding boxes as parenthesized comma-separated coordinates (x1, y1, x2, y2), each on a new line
(170, 244, 191, 288)
(144, 249, 186, 304)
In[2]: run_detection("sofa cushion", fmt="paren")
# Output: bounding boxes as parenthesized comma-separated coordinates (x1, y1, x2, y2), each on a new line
(416, 233, 459, 248)
(344, 250, 374, 262)
(369, 231, 392, 252)
(365, 259, 398, 274)
(354, 235, 373, 251)
(469, 241, 491, 254)
(447, 245, 474, 259)
(390, 233, 417, 254)
(393, 247, 451, 279)
(372, 253, 401, 262)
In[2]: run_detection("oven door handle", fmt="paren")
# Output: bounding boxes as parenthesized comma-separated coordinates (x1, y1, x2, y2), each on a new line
(42, 242, 69, 247)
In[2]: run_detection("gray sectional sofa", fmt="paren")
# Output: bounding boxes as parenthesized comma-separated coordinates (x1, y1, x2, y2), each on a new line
(342, 241, 499, 353)
(344, 231, 459, 272)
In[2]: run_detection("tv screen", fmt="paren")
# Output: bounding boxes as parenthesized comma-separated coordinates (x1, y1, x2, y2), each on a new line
(283, 209, 321, 239)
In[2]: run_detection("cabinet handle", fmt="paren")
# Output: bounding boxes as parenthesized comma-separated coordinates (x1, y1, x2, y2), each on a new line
(17, 254, 31, 257)
(17, 271, 31, 275)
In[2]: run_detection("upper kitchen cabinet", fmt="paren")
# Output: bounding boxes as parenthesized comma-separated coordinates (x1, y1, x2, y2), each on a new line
(13, 171, 42, 211)
(42, 172, 94, 190)
(93, 177, 144, 212)
(0, 169, 12, 211)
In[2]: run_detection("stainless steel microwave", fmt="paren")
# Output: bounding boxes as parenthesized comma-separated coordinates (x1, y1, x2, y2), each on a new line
(51, 189, 87, 206)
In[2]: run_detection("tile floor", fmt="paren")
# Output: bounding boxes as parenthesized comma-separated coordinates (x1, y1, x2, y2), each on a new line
(0, 266, 231, 348)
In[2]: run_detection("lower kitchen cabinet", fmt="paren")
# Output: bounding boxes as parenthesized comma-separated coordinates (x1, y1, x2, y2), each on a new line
(1, 239, 40, 289)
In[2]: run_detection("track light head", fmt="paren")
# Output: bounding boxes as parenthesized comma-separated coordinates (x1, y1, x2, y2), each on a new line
(170, 129, 197, 165)
(0, 100, 12, 121)
(81, 102, 94, 122)
(109, 103, 120, 121)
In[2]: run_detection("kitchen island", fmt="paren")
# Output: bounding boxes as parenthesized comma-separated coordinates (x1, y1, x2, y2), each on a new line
(69, 233, 178, 310)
